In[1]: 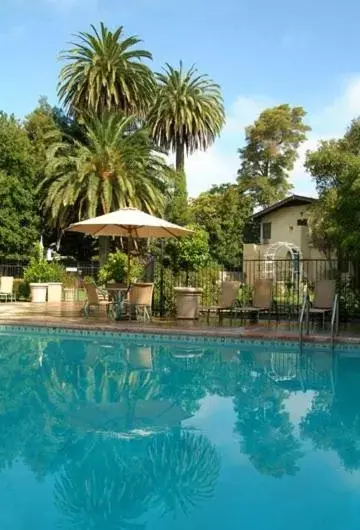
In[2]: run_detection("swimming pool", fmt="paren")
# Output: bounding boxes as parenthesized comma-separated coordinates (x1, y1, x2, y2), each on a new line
(0, 327, 359, 529)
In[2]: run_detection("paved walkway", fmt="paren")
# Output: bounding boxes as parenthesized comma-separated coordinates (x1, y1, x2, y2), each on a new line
(0, 301, 359, 344)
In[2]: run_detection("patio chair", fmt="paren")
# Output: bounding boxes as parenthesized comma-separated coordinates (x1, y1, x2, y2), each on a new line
(308, 279, 336, 328)
(237, 279, 273, 323)
(202, 281, 241, 323)
(0, 276, 15, 302)
(82, 282, 112, 317)
(125, 283, 154, 321)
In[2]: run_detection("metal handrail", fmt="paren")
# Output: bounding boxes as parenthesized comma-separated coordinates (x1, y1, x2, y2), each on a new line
(299, 293, 309, 346)
(331, 293, 339, 343)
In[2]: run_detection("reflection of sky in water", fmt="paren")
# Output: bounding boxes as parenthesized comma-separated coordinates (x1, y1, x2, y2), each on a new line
(0, 331, 360, 529)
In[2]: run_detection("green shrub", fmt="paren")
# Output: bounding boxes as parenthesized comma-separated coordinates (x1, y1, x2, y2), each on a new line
(23, 260, 66, 284)
(237, 284, 253, 306)
(98, 251, 144, 285)
(13, 279, 30, 300)
(23, 244, 66, 284)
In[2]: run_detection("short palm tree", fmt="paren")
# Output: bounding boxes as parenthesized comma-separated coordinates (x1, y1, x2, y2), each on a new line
(58, 23, 155, 118)
(40, 112, 170, 228)
(148, 62, 225, 171)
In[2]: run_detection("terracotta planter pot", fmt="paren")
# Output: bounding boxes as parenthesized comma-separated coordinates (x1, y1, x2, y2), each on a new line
(174, 287, 203, 319)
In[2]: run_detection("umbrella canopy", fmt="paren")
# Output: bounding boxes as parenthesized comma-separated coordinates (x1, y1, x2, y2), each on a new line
(67, 207, 193, 238)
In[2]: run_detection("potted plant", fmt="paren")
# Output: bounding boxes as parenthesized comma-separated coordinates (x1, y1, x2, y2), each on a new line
(98, 250, 144, 286)
(47, 262, 66, 303)
(168, 225, 208, 319)
(23, 245, 53, 303)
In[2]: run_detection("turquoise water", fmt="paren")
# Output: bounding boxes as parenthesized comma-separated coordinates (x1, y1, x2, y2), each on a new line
(0, 330, 360, 529)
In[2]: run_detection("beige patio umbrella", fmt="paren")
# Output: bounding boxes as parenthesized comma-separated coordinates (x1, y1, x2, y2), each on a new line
(67, 207, 192, 283)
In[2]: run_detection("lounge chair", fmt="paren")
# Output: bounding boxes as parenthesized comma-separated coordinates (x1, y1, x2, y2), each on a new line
(308, 279, 336, 328)
(82, 282, 112, 317)
(0, 276, 15, 302)
(202, 281, 241, 323)
(124, 282, 154, 321)
(237, 279, 273, 322)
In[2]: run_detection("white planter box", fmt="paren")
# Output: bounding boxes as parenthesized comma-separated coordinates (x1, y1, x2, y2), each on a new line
(63, 288, 76, 302)
(30, 283, 48, 303)
(47, 283, 63, 303)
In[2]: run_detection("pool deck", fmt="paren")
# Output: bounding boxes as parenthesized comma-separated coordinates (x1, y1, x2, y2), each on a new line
(0, 301, 360, 344)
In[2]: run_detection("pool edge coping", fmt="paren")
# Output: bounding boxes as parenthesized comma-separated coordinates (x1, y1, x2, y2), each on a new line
(0, 318, 360, 348)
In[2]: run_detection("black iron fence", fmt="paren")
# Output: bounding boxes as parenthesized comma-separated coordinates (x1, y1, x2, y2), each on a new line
(152, 259, 360, 319)
(2, 258, 360, 320)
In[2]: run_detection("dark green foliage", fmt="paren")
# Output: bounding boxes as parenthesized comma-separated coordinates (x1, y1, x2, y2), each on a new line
(0, 112, 40, 259)
(165, 224, 210, 274)
(98, 250, 144, 284)
(191, 183, 253, 268)
(305, 119, 360, 259)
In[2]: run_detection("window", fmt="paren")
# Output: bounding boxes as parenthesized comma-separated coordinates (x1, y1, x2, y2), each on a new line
(262, 222, 272, 241)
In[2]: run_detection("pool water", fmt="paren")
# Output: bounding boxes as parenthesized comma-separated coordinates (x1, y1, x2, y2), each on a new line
(0, 329, 360, 529)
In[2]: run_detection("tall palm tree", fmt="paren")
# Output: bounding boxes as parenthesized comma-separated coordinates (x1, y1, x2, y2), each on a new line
(148, 62, 225, 172)
(40, 112, 170, 229)
(58, 23, 155, 118)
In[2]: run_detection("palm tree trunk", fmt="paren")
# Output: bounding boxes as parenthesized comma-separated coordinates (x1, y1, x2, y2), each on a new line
(99, 236, 110, 267)
(175, 141, 185, 172)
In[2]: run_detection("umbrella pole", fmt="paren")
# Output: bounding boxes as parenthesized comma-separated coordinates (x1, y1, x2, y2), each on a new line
(127, 233, 132, 286)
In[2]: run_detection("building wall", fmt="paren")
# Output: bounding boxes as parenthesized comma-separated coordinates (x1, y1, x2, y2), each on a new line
(242, 203, 331, 284)
(259, 204, 311, 248)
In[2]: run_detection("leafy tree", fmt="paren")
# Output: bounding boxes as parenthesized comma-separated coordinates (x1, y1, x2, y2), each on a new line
(58, 22, 155, 118)
(25, 99, 98, 260)
(148, 61, 225, 179)
(237, 104, 310, 207)
(166, 223, 210, 273)
(40, 112, 171, 229)
(0, 112, 40, 259)
(191, 183, 253, 268)
(24, 97, 62, 181)
(305, 120, 360, 259)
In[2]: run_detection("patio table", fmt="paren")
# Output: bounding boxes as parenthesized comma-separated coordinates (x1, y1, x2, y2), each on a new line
(106, 287, 129, 320)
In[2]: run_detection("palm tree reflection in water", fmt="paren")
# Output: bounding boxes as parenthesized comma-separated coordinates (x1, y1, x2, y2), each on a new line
(54, 431, 220, 529)
(42, 340, 220, 528)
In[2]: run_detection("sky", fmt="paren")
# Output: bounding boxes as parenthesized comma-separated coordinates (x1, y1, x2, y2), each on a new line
(1, 0, 360, 197)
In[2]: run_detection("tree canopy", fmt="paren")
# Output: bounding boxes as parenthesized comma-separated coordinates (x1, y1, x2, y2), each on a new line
(238, 104, 310, 207)
(148, 62, 225, 173)
(191, 183, 253, 268)
(40, 112, 171, 229)
(305, 118, 360, 259)
(58, 22, 155, 118)
(0, 112, 40, 259)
